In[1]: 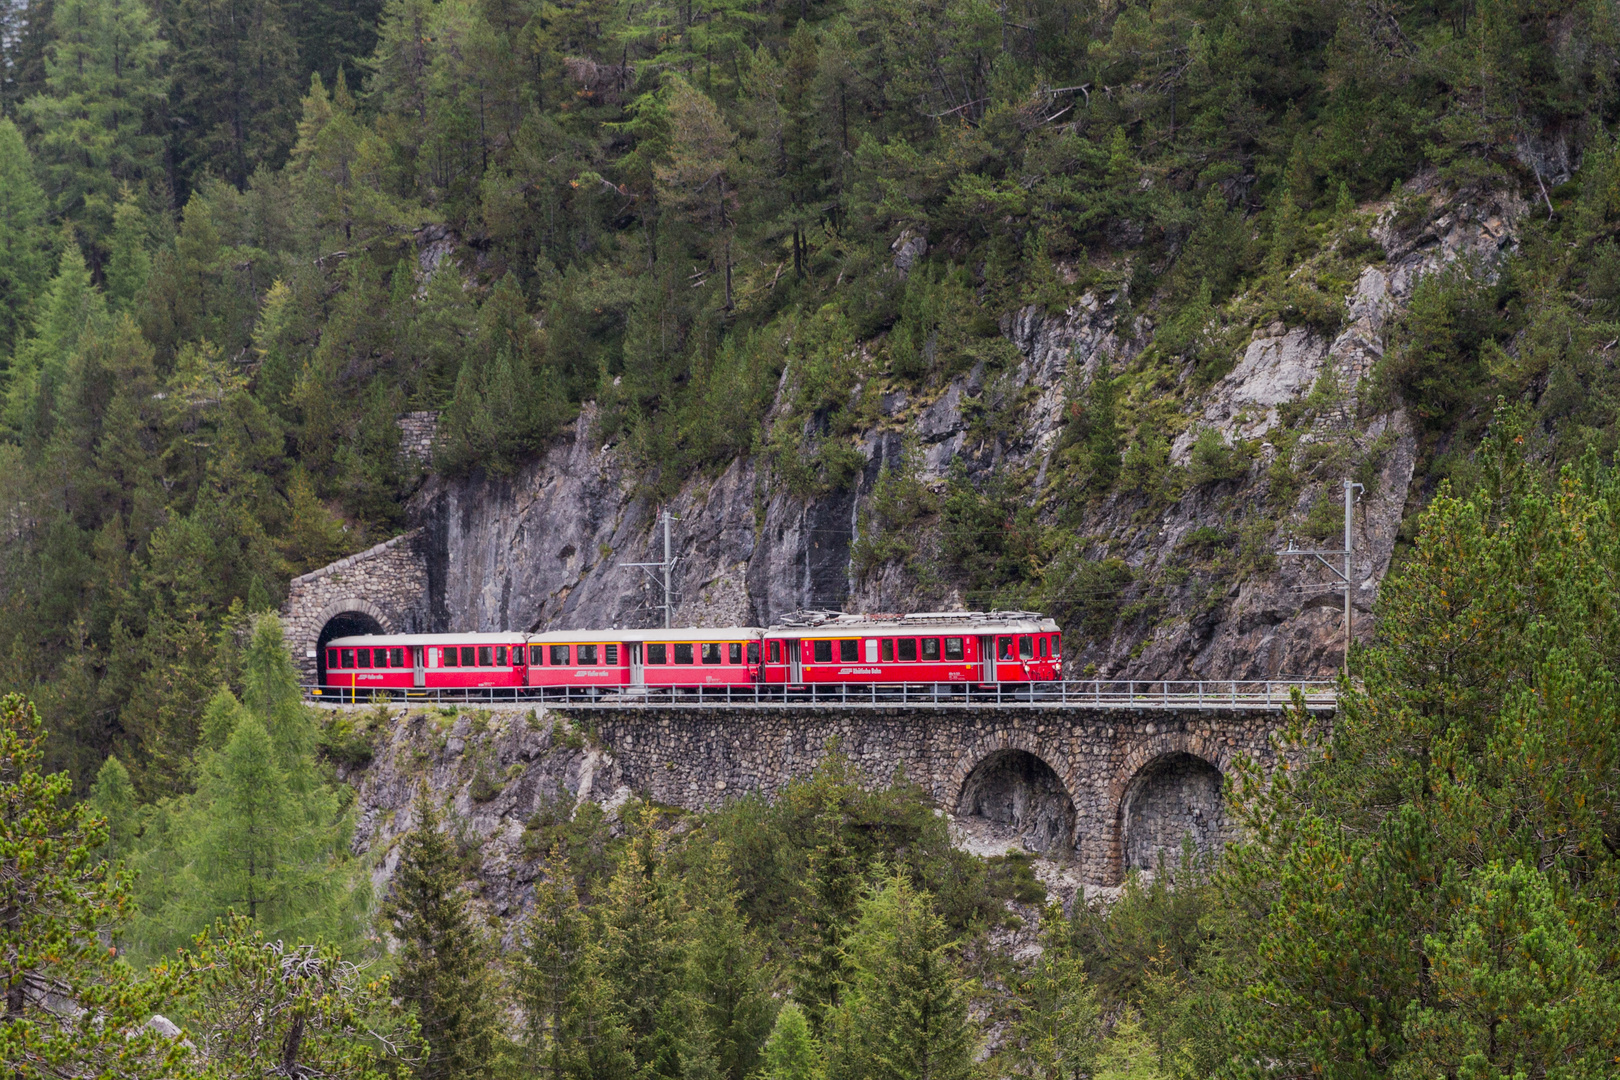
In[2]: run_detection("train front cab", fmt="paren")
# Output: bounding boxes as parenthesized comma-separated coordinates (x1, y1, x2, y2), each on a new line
(760, 618, 1061, 687)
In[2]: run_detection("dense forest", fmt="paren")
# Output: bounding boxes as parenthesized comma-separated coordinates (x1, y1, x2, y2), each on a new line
(3, 0, 1620, 1074)
(2, 0, 1620, 793)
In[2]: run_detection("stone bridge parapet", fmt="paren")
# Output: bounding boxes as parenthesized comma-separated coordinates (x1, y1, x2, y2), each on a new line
(574, 704, 1298, 886)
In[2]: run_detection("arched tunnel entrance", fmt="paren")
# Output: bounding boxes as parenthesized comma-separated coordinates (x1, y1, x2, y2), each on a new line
(1120, 752, 1226, 875)
(957, 750, 1078, 857)
(315, 609, 385, 683)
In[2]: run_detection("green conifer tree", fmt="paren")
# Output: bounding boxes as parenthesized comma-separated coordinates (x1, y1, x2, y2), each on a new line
(386, 793, 503, 1080)
(22, 0, 167, 258)
(759, 1004, 825, 1080)
(3, 242, 107, 446)
(826, 873, 976, 1080)
(87, 752, 138, 863)
(102, 189, 152, 310)
(0, 694, 186, 1078)
(1013, 905, 1101, 1080)
(166, 0, 301, 190)
(0, 118, 51, 357)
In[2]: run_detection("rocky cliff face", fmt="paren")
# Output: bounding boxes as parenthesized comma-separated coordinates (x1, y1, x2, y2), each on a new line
(408, 183, 1524, 678)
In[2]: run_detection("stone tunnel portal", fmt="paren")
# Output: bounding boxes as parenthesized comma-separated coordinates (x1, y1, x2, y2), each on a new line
(1120, 752, 1226, 875)
(957, 749, 1078, 857)
(315, 609, 386, 683)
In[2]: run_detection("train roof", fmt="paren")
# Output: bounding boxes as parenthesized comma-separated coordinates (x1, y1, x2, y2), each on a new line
(527, 627, 764, 642)
(765, 611, 1059, 634)
(326, 632, 527, 647)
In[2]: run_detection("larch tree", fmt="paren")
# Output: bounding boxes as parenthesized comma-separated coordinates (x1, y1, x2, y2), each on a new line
(0, 118, 51, 357)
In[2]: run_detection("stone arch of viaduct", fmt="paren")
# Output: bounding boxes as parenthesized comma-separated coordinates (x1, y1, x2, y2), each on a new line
(583, 705, 1297, 886)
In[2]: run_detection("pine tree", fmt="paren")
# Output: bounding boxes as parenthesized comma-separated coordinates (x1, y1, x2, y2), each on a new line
(386, 793, 503, 1080)
(826, 873, 976, 1080)
(0, 694, 186, 1078)
(22, 0, 167, 259)
(0, 118, 51, 357)
(599, 807, 681, 1073)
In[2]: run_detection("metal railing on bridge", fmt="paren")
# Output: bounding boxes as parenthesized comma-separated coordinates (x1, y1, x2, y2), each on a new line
(304, 679, 1337, 712)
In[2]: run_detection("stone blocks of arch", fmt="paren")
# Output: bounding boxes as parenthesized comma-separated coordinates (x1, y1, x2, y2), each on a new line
(280, 529, 433, 683)
(584, 706, 1288, 886)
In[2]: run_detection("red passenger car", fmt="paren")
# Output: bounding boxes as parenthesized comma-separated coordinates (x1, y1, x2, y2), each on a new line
(322, 632, 531, 695)
(759, 612, 1060, 686)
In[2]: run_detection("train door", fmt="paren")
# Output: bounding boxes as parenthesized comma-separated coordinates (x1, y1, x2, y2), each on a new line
(412, 646, 425, 688)
(629, 643, 645, 687)
(787, 639, 802, 682)
(519, 645, 530, 687)
(978, 636, 995, 682)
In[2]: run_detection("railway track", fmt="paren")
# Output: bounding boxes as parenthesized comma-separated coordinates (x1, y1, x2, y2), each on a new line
(304, 679, 1338, 712)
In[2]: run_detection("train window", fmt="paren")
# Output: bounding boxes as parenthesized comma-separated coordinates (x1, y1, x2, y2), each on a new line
(579, 644, 599, 664)
(768, 641, 781, 663)
(1053, 634, 1061, 655)
(701, 643, 722, 664)
(882, 639, 895, 662)
(327, 649, 338, 669)
(357, 649, 372, 668)
(550, 644, 570, 666)
(897, 639, 917, 662)
(606, 644, 619, 664)
(338, 648, 353, 668)
(440, 648, 453, 666)
(381, 649, 396, 668)
(944, 637, 963, 660)
(392, 648, 406, 667)
(998, 637, 1015, 660)
(747, 641, 760, 664)
(648, 643, 667, 664)
(1019, 636, 1033, 660)
(473, 647, 488, 666)
(492, 646, 503, 666)
(729, 642, 742, 664)
(674, 643, 694, 664)
(921, 638, 940, 661)
(454, 646, 469, 667)
(839, 639, 858, 662)
(1038, 637, 1048, 658)
(813, 640, 832, 663)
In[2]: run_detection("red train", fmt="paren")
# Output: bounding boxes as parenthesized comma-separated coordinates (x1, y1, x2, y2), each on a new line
(317, 611, 1059, 697)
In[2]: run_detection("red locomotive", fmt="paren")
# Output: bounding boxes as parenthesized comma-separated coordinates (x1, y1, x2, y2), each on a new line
(318, 611, 1058, 698)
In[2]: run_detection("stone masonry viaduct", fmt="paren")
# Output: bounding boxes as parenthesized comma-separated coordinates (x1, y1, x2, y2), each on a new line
(568, 703, 1311, 886)
(283, 531, 1318, 886)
